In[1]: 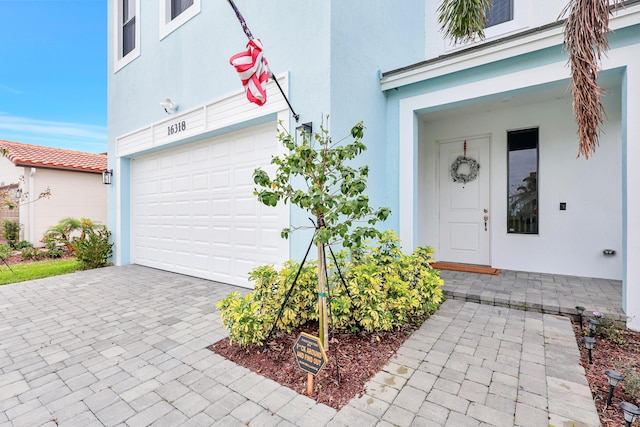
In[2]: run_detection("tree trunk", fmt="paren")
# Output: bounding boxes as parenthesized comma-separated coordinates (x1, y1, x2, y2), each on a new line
(317, 241, 329, 351)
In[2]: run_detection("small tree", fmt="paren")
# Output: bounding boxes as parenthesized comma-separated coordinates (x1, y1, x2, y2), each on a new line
(253, 118, 390, 348)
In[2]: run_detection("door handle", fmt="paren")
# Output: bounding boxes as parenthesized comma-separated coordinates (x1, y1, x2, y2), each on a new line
(483, 213, 489, 231)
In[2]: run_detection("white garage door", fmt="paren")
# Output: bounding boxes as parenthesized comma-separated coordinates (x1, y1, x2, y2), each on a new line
(130, 122, 289, 288)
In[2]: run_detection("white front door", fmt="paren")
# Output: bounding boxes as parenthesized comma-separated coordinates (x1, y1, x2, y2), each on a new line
(438, 137, 491, 265)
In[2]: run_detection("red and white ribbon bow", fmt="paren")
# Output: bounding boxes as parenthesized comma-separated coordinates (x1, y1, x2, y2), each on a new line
(229, 38, 271, 106)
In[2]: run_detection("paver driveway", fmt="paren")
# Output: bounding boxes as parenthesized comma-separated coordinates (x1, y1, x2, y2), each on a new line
(0, 265, 599, 426)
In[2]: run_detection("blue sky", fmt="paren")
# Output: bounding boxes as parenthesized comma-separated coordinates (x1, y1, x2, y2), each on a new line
(0, 0, 106, 154)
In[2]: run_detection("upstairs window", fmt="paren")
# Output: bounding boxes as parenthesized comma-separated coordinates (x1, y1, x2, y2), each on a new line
(172, 0, 194, 20)
(160, 0, 201, 40)
(122, 0, 136, 56)
(507, 128, 539, 234)
(114, 0, 140, 72)
(485, 0, 513, 28)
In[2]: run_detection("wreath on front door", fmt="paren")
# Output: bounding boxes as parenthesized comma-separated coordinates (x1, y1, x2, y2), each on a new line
(450, 155, 480, 184)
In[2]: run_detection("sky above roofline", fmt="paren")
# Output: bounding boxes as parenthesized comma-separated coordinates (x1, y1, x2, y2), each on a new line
(0, 0, 106, 154)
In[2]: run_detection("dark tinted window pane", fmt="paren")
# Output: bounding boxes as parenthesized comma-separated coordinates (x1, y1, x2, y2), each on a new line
(172, 0, 194, 20)
(486, 0, 513, 28)
(123, 17, 135, 56)
(508, 128, 538, 234)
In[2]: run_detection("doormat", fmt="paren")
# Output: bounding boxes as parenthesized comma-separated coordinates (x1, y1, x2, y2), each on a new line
(430, 262, 501, 275)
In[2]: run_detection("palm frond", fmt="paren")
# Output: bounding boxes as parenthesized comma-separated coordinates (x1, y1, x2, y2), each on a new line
(562, 0, 622, 158)
(437, 0, 492, 44)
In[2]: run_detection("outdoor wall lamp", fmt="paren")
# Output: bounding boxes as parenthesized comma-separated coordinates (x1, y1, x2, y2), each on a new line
(160, 98, 178, 114)
(575, 306, 585, 330)
(102, 169, 113, 185)
(583, 336, 595, 364)
(619, 401, 640, 427)
(604, 369, 624, 408)
(588, 318, 599, 337)
(296, 122, 313, 142)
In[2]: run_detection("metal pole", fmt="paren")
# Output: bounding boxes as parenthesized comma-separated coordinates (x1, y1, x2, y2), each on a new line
(261, 231, 316, 351)
(226, 0, 300, 122)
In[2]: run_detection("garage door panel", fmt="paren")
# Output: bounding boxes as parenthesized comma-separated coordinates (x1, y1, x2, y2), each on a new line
(191, 199, 210, 216)
(192, 173, 209, 191)
(211, 142, 230, 159)
(235, 227, 257, 248)
(235, 198, 257, 217)
(131, 122, 289, 287)
(175, 175, 190, 192)
(212, 170, 230, 188)
(175, 151, 190, 166)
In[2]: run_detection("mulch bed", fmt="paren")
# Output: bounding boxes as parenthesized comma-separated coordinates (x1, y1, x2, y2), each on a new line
(572, 320, 640, 426)
(209, 321, 420, 410)
(1, 249, 75, 266)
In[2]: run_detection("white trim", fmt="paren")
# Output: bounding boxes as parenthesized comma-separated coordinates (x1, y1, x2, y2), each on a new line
(159, 0, 201, 40)
(385, 4, 640, 91)
(116, 73, 290, 158)
(114, 0, 141, 73)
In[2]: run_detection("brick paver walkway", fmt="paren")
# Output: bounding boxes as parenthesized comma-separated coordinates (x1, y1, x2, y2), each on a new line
(0, 265, 611, 426)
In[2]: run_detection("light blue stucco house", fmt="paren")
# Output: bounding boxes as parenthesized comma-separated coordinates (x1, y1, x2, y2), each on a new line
(107, 0, 640, 330)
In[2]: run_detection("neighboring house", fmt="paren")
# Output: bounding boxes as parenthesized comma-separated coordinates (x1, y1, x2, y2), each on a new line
(0, 140, 108, 246)
(106, 1, 640, 330)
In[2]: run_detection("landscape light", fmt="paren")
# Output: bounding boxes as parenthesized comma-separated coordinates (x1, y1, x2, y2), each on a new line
(604, 370, 623, 408)
(588, 318, 599, 337)
(619, 402, 640, 427)
(583, 337, 595, 364)
(575, 306, 585, 330)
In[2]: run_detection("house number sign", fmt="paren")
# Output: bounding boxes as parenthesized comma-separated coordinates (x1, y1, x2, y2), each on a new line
(167, 120, 187, 136)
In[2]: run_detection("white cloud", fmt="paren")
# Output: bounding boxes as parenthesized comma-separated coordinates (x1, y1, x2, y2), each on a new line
(0, 113, 106, 153)
(0, 85, 23, 95)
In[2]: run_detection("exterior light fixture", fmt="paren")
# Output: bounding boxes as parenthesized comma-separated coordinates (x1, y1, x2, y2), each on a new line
(296, 122, 313, 142)
(160, 98, 178, 114)
(619, 402, 640, 427)
(575, 306, 585, 330)
(588, 318, 599, 337)
(583, 336, 595, 364)
(102, 169, 113, 185)
(604, 369, 624, 408)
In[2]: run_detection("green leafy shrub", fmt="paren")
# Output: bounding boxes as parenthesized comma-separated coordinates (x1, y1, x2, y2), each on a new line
(20, 246, 45, 260)
(620, 364, 640, 401)
(595, 316, 627, 345)
(44, 241, 64, 258)
(217, 231, 444, 347)
(3, 220, 20, 248)
(15, 240, 33, 250)
(0, 244, 12, 260)
(70, 223, 113, 270)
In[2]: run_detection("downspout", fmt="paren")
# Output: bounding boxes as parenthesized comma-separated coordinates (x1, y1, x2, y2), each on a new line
(28, 168, 36, 243)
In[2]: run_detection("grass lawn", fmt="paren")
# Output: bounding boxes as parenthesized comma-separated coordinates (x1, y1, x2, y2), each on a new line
(0, 258, 79, 285)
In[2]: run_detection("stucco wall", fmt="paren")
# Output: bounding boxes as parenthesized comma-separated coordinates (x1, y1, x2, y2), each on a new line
(107, 0, 426, 261)
(0, 157, 21, 187)
(21, 168, 107, 246)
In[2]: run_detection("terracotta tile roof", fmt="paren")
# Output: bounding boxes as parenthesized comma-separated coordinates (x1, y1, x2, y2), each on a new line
(0, 140, 107, 173)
